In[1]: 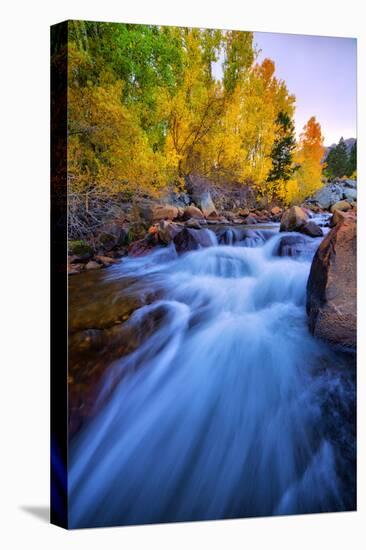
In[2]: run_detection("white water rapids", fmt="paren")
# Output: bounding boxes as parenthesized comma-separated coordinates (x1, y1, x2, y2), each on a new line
(68, 223, 356, 528)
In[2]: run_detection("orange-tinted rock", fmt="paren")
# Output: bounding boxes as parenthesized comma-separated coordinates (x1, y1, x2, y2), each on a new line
(183, 205, 205, 220)
(306, 217, 356, 351)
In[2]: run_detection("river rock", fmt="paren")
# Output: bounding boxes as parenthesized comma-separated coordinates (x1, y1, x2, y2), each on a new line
(151, 204, 179, 221)
(183, 205, 205, 220)
(237, 207, 250, 217)
(194, 190, 217, 218)
(186, 218, 202, 229)
(97, 223, 129, 252)
(330, 200, 352, 213)
(314, 184, 344, 209)
(274, 235, 309, 258)
(299, 221, 323, 238)
(306, 217, 356, 350)
(157, 220, 182, 244)
(280, 206, 309, 232)
(344, 179, 357, 189)
(243, 215, 258, 225)
(342, 187, 357, 202)
(128, 236, 156, 257)
(271, 206, 282, 216)
(173, 228, 214, 253)
(330, 209, 356, 227)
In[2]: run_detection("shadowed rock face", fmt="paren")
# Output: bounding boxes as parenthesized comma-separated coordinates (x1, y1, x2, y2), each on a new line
(306, 217, 356, 351)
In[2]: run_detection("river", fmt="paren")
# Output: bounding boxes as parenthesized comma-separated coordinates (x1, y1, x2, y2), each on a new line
(68, 218, 356, 528)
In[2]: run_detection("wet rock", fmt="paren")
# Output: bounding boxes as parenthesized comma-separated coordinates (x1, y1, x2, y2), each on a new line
(280, 206, 309, 232)
(330, 200, 352, 213)
(173, 228, 214, 253)
(307, 217, 356, 351)
(185, 218, 202, 229)
(183, 205, 205, 220)
(243, 215, 258, 225)
(299, 221, 323, 238)
(274, 235, 310, 258)
(128, 236, 156, 257)
(157, 220, 182, 244)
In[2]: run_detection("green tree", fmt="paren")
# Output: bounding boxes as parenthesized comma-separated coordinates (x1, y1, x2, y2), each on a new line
(348, 140, 357, 176)
(325, 137, 349, 178)
(267, 111, 296, 183)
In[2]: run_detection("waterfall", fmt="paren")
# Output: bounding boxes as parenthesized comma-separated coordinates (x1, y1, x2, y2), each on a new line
(68, 225, 355, 528)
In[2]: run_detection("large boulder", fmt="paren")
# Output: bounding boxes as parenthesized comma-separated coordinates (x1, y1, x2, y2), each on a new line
(173, 228, 215, 253)
(330, 209, 355, 227)
(306, 217, 356, 351)
(194, 190, 217, 218)
(313, 185, 343, 209)
(97, 223, 129, 252)
(280, 206, 309, 232)
(183, 205, 205, 220)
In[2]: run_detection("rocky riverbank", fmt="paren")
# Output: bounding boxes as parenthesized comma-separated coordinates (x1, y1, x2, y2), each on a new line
(68, 176, 357, 356)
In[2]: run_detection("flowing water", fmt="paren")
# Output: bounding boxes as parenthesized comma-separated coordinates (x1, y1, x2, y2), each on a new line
(68, 221, 356, 528)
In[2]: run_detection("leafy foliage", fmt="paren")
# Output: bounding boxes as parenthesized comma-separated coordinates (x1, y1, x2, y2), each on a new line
(65, 21, 326, 207)
(283, 117, 325, 204)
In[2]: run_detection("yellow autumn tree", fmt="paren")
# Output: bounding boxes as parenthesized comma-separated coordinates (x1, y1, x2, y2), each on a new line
(68, 44, 169, 197)
(163, 28, 225, 183)
(203, 58, 295, 198)
(284, 116, 325, 204)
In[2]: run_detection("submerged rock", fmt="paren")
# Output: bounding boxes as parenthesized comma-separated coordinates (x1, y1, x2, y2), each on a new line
(306, 217, 356, 351)
(274, 235, 311, 258)
(280, 206, 309, 232)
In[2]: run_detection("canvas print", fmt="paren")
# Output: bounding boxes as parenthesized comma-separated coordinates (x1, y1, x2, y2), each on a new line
(51, 20, 357, 529)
